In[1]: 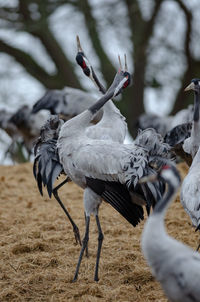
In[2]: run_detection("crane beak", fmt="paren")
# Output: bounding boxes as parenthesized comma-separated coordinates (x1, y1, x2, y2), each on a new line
(184, 82, 195, 91)
(139, 174, 157, 184)
(76, 35, 83, 52)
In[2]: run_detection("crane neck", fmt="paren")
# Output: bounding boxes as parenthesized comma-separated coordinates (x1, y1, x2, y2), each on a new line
(193, 90, 199, 123)
(190, 89, 200, 150)
(191, 142, 200, 167)
(88, 89, 114, 118)
(91, 68, 106, 94)
(153, 184, 177, 216)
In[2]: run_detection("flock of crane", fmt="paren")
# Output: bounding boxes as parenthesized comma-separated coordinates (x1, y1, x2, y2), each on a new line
(2, 36, 200, 301)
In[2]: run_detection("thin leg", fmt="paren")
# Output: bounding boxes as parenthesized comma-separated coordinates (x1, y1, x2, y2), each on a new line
(84, 213, 89, 257)
(195, 226, 200, 251)
(196, 233, 200, 251)
(73, 215, 90, 282)
(53, 178, 81, 246)
(94, 215, 104, 281)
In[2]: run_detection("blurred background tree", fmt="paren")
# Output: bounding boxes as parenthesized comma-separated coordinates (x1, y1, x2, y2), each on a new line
(0, 0, 200, 148)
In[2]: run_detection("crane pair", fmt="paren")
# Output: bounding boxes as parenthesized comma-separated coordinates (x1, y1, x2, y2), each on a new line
(33, 36, 171, 282)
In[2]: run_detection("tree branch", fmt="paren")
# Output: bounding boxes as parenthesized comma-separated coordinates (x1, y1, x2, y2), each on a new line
(32, 25, 82, 88)
(171, 0, 193, 114)
(0, 39, 65, 89)
(17, 0, 82, 89)
(77, 0, 116, 86)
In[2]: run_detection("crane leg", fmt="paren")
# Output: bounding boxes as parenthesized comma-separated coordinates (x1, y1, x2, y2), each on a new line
(196, 236, 200, 252)
(84, 213, 89, 257)
(72, 215, 90, 282)
(53, 178, 81, 246)
(94, 214, 104, 282)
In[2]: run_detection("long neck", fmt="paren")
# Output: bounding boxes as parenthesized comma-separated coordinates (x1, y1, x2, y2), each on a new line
(141, 182, 178, 271)
(191, 143, 200, 167)
(88, 90, 114, 117)
(153, 184, 177, 216)
(190, 89, 200, 151)
(59, 89, 116, 137)
(91, 67, 106, 94)
(193, 90, 199, 123)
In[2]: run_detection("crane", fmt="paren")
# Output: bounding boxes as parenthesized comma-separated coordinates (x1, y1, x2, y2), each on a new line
(136, 105, 193, 137)
(166, 78, 200, 165)
(181, 143, 200, 251)
(141, 164, 200, 302)
(0, 106, 49, 162)
(10, 105, 49, 154)
(182, 79, 200, 159)
(32, 87, 103, 123)
(34, 39, 172, 281)
(75, 35, 127, 143)
(0, 109, 19, 139)
(34, 38, 128, 247)
(57, 64, 169, 282)
(180, 79, 200, 250)
(164, 122, 192, 166)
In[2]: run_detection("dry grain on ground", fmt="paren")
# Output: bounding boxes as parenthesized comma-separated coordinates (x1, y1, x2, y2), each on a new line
(0, 162, 197, 301)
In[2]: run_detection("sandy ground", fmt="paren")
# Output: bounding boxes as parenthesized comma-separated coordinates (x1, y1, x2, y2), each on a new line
(0, 162, 197, 301)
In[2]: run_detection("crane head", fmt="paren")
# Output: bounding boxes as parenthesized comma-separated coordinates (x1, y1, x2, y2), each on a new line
(110, 54, 131, 97)
(76, 35, 91, 77)
(184, 78, 200, 92)
(75, 35, 106, 94)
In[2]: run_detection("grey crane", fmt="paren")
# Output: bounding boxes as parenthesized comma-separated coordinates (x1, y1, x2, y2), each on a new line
(136, 105, 193, 137)
(182, 79, 200, 159)
(10, 105, 49, 154)
(32, 87, 103, 123)
(35, 62, 166, 281)
(165, 79, 200, 165)
(57, 64, 169, 282)
(34, 39, 128, 247)
(0, 106, 49, 161)
(164, 121, 192, 166)
(75, 35, 127, 143)
(181, 144, 200, 251)
(0, 109, 19, 139)
(180, 79, 200, 249)
(34, 64, 133, 281)
(141, 164, 200, 302)
(0, 109, 22, 162)
(34, 41, 171, 281)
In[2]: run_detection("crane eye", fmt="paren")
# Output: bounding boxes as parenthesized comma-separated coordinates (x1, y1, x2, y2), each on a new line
(123, 73, 131, 89)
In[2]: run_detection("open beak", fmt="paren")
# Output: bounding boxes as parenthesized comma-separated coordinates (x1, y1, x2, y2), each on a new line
(184, 82, 195, 91)
(139, 174, 157, 184)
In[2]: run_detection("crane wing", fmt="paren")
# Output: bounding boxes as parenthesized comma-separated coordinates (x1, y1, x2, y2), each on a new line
(33, 139, 63, 198)
(86, 177, 144, 227)
(66, 141, 149, 185)
(164, 122, 192, 147)
(59, 140, 165, 214)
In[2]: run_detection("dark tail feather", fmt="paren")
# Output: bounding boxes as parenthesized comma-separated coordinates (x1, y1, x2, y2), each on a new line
(33, 156, 38, 179)
(86, 177, 144, 227)
(33, 140, 63, 198)
(37, 172, 43, 196)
